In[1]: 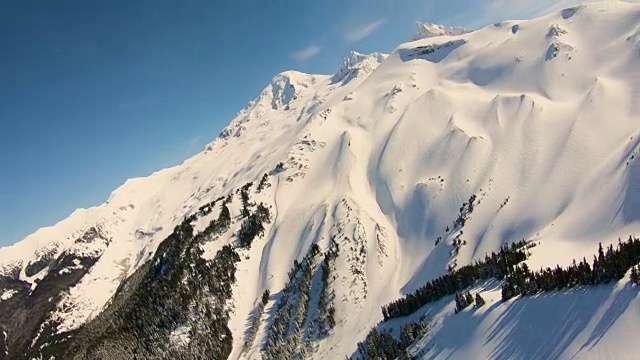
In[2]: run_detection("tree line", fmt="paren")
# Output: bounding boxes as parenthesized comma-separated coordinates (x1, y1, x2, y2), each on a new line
(263, 244, 320, 360)
(502, 236, 640, 300)
(354, 316, 430, 360)
(359, 235, 640, 360)
(382, 239, 531, 320)
(59, 214, 241, 360)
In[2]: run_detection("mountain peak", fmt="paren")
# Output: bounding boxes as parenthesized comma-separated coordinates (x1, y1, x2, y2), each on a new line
(209, 70, 323, 146)
(412, 22, 472, 41)
(332, 51, 387, 84)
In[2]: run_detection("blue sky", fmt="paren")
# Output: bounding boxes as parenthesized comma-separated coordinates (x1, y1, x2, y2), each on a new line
(0, 0, 587, 247)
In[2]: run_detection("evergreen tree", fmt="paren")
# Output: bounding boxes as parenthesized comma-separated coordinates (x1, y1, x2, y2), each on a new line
(357, 318, 429, 359)
(455, 292, 474, 313)
(262, 289, 271, 305)
(219, 204, 231, 229)
(237, 213, 265, 249)
(263, 245, 319, 359)
(475, 293, 485, 307)
(240, 182, 253, 218)
(630, 266, 640, 285)
(382, 239, 532, 320)
(500, 236, 640, 300)
(256, 203, 271, 223)
(465, 291, 474, 306)
(257, 173, 270, 193)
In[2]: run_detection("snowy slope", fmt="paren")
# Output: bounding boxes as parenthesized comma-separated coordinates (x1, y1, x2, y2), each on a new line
(407, 276, 640, 360)
(3, 2, 640, 359)
(412, 22, 472, 40)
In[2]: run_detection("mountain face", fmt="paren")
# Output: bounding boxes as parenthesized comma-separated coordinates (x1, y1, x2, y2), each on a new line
(412, 22, 471, 41)
(3, 3, 640, 359)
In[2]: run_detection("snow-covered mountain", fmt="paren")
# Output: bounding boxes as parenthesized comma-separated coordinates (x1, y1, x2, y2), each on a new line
(412, 22, 471, 41)
(3, 2, 640, 359)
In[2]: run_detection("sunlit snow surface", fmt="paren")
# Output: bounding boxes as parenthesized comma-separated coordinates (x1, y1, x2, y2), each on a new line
(2, 2, 640, 359)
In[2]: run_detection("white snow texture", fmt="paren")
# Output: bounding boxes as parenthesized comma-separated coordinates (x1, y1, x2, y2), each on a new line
(3, 2, 640, 359)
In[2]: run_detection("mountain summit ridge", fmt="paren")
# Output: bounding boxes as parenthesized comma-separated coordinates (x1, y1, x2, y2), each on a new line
(412, 21, 472, 41)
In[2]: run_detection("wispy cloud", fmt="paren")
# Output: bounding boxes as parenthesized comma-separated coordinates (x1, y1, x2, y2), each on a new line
(186, 135, 203, 147)
(180, 135, 205, 156)
(117, 99, 145, 111)
(478, 0, 569, 24)
(463, 0, 628, 28)
(344, 19, 387, 43)
(291, 45, 322, 61)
